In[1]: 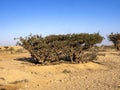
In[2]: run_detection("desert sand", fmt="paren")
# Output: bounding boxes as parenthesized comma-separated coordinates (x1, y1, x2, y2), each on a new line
(0, 47, 120, 90)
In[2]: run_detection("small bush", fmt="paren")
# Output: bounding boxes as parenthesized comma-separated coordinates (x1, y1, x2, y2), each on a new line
(4, 46, 9, 51)
(15, 48, 26, 53)
(8, 47, 15, 54)
(108, 32, 120, 50)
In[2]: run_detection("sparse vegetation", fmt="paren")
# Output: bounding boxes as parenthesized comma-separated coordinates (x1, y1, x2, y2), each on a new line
(0, 46, 26, 54)
(8, 47, 15, 54)
(4, 46, 9, 51)
(0, 34, 120, 90)
(15, 48, 26, 53)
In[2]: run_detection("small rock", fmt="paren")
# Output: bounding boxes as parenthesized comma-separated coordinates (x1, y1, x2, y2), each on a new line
(59, 80, 64, 82)
(118, 85, 120, 88)
(49, 80, 51, 82)
(0, 77, 5, 80)
(62, 69, 72, 74)
(37, 84, 40, 87)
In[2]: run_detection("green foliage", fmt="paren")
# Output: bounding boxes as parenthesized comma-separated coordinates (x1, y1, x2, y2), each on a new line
(17, 33, 103, 64)
(108, 33, 120, 50)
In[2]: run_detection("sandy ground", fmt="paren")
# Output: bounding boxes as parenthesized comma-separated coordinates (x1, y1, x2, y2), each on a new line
(0, 49, 120, 90)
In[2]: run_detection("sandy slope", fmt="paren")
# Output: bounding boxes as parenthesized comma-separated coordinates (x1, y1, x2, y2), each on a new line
(0, 50, 120, 90)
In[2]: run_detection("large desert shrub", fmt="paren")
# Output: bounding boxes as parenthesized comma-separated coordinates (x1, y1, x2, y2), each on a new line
(108, 33, 120, 50)
(16, 33, 103, 64)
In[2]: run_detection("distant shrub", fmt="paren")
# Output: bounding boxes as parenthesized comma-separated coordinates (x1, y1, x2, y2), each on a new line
(16, 33, 103, 64)
(108, 33, 120, 50)
(4, 46, 9, 50)
(15, 48, 26, 53)
(8, 47, 15, 54)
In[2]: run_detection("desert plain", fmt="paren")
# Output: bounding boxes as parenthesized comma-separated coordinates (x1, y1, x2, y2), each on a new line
(0, 46, 120, 90)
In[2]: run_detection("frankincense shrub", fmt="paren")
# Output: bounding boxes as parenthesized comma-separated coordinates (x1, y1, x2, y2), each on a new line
(108, 33, 120, 50)
(16, 33, 103, 64)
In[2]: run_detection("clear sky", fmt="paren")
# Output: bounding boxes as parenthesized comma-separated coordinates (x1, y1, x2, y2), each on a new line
(0, 0, 120, 46)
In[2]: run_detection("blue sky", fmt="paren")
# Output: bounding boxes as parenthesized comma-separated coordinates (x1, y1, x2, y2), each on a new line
(0, 0, 120, 45)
